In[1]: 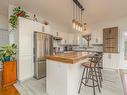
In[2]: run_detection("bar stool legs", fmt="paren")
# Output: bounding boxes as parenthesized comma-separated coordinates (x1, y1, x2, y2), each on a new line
(94, 68, 101, 93)
(98, 68, 102, 88)
(78, 67, 102, 95)
(91, 68, 96, 95)
(78, 67, 85, 94)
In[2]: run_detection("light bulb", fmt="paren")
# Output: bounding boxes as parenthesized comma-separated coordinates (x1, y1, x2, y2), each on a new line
(79, 24, 81, 31)
(72, 19, 76, 29)
(78, 23, 81, 31)
(75, 21, 79, 30)
(80, 25, 83, 32)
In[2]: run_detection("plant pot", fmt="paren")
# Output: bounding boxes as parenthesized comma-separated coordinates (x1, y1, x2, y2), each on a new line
(17, 11, 25, 17)
(2, 60, 17, 87)
(4, 56, 10, 62)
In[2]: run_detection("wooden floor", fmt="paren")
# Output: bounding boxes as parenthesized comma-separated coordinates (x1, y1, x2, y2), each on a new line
(0, 85, 20, 95)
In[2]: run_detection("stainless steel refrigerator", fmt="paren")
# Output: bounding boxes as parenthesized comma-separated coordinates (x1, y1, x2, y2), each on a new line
(34, 32, 53, 79)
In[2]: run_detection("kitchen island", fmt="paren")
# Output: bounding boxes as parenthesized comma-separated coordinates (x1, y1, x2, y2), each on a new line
(46, 52, 91, 95)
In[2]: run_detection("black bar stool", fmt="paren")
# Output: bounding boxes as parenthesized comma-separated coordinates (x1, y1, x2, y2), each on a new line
(78, 54, 102, 95)
(96, 52, 103, 87)
(90, 53, 103, 88)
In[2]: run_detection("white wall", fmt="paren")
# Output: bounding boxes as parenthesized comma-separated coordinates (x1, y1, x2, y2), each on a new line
(0, 14, 8, 29)
(0, 14, 8, 45)
(0, 14, 8, 70)
(90, 16, 127, 69)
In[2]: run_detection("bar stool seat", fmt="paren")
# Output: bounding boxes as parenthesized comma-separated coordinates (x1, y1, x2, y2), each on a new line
(82, 62, 95, 68)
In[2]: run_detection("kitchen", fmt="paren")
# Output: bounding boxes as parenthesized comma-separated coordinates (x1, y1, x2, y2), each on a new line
(0, 0, 127, 95)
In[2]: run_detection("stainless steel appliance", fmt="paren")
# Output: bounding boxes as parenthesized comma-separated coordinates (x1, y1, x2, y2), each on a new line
(34, 32, 53, 79)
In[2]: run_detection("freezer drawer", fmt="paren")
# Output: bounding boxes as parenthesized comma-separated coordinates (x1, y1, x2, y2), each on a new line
(34, 60, 46, 79)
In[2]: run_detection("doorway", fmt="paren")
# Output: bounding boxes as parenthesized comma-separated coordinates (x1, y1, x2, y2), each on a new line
(120, 31, 127, 69)
(124, 33, 127, 64)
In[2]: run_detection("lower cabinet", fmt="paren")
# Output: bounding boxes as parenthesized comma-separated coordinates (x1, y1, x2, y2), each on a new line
(2, 61, 17, 87)
(103, 53, 120, 69)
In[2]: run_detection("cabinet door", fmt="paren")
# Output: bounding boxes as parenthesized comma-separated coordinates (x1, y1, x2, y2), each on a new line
(61, 32, 67, 44)
(68, 33, 74, 44)
(103, 53, 112, 69)
(19, 18, 34, 52)
(33, 21, 43, 32)
(18, 17, 34, 81)
(75, 34, 81, 45)
(110, 54, 119, 69)
(103, 53, 119, 69)
(45, 25, 51, 35)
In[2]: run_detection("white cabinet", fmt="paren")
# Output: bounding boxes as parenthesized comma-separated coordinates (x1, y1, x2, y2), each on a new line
(60, 32, 83, 45)
(61, 32, 67, 44)
(33, 21, 43, 32)
(91, 30, 103, 44)
(45, 25, 51, 35)
(52, 31, 61, 37)
(103, 53, 120, 69)
(52, 31, 85, 46)
(67, 33, 74, 45)
(73, 33, 81, 45)
(18, 17, 35, 81)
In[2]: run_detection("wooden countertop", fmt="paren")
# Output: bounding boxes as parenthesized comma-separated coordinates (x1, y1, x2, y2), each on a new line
(47, 52, 92, 64)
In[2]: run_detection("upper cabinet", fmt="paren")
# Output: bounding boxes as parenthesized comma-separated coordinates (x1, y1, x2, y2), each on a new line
(103, 27, 119, 53)
(33, 21, 44, 32)
(91, 29, 103, 45)
(45, 25, 51, 35)
(61, 33, 82, 45)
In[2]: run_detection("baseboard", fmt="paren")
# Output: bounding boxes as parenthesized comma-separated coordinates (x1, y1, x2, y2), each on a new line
(103, 67, 118, 71)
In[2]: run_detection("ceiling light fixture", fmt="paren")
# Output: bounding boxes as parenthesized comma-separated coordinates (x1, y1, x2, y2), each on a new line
(72, 0, 86, 32)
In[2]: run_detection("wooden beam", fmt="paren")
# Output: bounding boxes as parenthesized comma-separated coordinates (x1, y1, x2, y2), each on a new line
(73, 0, 84, 10)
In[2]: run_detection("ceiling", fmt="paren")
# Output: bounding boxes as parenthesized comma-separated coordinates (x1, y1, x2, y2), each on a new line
(1, 0, 127, 27)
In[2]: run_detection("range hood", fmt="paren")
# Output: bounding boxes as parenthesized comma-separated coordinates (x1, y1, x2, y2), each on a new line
(53, 36, 62, 40)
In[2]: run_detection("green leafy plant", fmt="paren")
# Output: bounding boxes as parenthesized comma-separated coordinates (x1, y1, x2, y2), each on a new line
(0, 44, 17, 63)
(9, 6, 29, 30)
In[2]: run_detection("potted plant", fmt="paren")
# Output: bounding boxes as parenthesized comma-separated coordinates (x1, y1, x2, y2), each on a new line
(0, 44, 17, 62)
(9, 6, 29, 30)
(0, 44, 17, 87)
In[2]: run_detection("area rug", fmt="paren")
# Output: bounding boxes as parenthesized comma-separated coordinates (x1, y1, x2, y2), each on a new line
(14, 70, 124, 95)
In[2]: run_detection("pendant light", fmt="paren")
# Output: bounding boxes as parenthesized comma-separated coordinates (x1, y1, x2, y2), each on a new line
(72, 2, 76, 29)
(84, 23, 87, 31)
(80, 10, 83, 32)
(75, 5, 79, 30)
(79, 8, 82, 31)
(78, 7, 80, 31)
(72, 0, 86, 32)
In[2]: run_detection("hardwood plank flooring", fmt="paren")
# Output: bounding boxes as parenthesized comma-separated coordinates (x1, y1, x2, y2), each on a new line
(0, 85, 20, 95)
